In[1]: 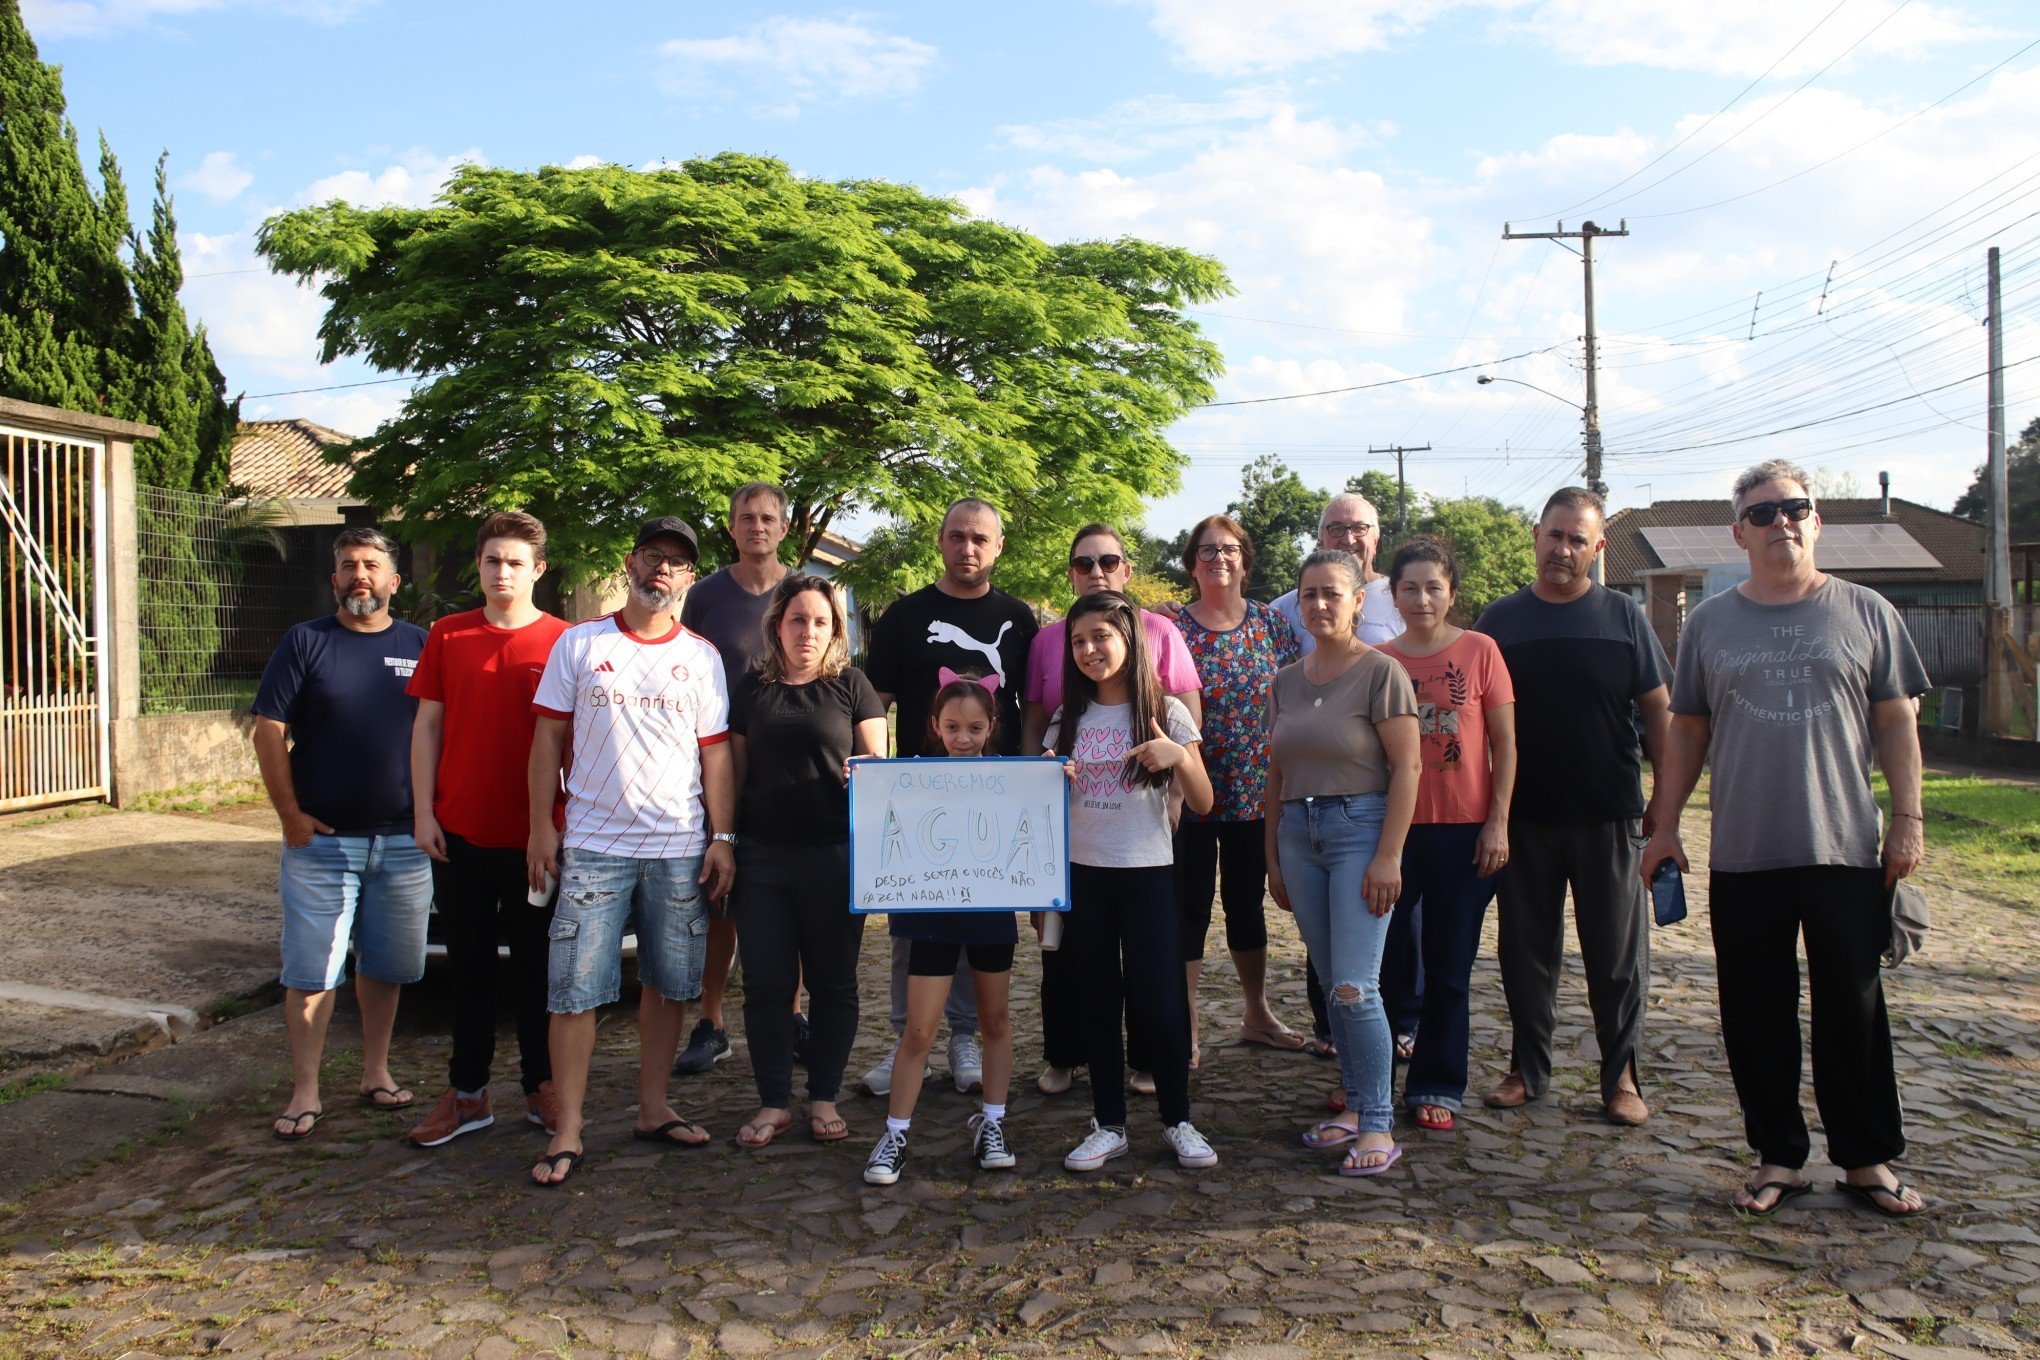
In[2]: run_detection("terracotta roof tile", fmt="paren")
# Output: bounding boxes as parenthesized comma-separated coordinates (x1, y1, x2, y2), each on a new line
(1605, 497, 1984, 590)
(229, 419, 364, 501)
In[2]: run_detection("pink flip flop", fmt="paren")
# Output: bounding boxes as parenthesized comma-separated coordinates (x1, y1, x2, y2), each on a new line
(1339, 1144, 1403, 1178)
(1301, 1120, 1359, 1149)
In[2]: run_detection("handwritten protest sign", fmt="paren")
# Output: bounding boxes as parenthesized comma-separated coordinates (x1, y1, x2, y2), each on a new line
(848, 757, 1069, 914)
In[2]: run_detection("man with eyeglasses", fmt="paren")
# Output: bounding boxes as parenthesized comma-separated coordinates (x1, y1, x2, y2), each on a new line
(525, 517, 738, 1185)
(1475, 487, 1668, 1128)
(1271, 494, 1403, 651)
(1643, 461, 1929, 1217)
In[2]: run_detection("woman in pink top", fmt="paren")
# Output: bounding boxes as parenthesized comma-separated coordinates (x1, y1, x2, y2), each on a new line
(1375, 536, 1518, 1132)
(1021, 523, 1202, 1097)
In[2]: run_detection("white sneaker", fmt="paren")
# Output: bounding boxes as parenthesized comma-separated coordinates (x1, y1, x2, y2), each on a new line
(1162, 1120, 1218, 1169)
(949, 1032, 984, 1094)
(1063, 1119, 1129, 1172)
(860, 1041, 931, 1098)
(968, 1111, 1016, 1170)
(864, 1127, 908, 1185)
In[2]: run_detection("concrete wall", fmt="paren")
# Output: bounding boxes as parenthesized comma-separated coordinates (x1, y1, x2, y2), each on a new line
(110, 709, 261, 806)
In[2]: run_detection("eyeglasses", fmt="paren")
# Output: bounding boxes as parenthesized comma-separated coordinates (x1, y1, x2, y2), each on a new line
(1195, 543, 1244, 562)
(634, 548, 698, 571)
(1322, 521, 1375, 539)
(1070, 553, 1126, 574)
(1739, 499, 1813, 527)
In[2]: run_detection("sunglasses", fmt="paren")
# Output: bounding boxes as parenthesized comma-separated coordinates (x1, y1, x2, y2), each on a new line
(1070, 553, 1126, 574)
(1740, 498, 1813, 527)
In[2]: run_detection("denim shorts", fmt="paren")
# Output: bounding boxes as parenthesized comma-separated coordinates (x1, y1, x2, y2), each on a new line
(278, 833, 432, 991)
(548, 845, 708, 1013)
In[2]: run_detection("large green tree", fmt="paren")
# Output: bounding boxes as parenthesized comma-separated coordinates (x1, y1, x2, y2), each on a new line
(0, 1, 237, 489)
(1953, 414, 2040, 544)
(1226, 453, 1324, 600)
(257, 154, 1230, 601)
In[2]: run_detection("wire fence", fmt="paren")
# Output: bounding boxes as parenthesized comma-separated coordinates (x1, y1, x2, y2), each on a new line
(135, 486, 320, 713)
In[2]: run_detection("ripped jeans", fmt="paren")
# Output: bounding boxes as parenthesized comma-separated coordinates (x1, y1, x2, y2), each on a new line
(1277, 793, 1394, 1134)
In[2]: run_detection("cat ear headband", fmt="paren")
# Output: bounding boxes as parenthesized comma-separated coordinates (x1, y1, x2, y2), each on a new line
(938, 666, 1000, 694)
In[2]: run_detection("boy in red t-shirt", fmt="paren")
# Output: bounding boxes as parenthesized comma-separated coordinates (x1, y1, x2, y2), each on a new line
(406, 512, 571, 1147)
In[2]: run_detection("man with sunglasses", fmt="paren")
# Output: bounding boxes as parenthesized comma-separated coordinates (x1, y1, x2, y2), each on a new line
(1643, 462, 1929, 1217)
(525, 517, 738, 1185)
(1475, 487, 1669, 1127)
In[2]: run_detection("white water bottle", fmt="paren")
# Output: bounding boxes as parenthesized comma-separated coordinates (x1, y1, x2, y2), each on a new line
(1040, 912, 1065, 950)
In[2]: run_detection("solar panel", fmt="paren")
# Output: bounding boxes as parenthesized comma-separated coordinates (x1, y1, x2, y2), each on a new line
(1638, 522, 1940, 571)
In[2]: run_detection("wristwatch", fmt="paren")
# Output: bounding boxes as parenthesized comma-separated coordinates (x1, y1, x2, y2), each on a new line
(712, 832, 738, 845)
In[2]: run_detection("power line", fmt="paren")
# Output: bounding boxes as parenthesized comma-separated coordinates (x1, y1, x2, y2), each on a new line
(1191, 344, 1568, 408)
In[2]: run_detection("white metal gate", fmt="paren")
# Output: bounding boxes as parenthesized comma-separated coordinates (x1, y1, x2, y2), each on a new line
(0, 423, 108, 811)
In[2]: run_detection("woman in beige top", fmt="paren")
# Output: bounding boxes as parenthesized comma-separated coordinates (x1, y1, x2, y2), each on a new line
(1265, 549, 1421, 1176)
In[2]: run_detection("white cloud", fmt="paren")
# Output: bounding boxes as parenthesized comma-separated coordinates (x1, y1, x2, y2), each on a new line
(563, 154, 606, 170)
(1125, 0, 1478, 75)
(179, 150, 253, 202)
(299, 147, 484, 209)
(658, 14, 937, 116)
(23, 0, 373, 37)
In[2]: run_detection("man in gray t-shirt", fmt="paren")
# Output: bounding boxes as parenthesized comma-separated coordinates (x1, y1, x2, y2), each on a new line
(1643, 459, 1930, 1218)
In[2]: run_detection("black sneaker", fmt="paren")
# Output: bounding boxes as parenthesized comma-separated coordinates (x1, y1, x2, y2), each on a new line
(864, 1127, 908, 1185)
(672, 1018, 730, 1076)
(792, 1012, 812, 1068)
(969, 1112, 1015, 1170)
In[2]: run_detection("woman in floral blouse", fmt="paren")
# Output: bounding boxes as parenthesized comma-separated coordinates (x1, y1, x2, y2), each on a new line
(1172, 514, 1305, 1062)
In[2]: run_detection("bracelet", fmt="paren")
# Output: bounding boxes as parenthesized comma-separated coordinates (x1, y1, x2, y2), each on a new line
(1890, 811, 1925, 822)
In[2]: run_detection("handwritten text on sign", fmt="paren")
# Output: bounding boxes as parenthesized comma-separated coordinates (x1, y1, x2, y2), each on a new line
(848, 758, 1069, 914)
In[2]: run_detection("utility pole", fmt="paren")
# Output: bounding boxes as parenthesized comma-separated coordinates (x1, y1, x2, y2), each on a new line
(1502, 219, 1629, 505)
(1987, 246, 2009, 608)
(1368, 443, 1430, 535)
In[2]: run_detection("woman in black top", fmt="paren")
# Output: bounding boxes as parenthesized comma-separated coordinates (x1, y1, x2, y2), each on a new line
(730, 575, 888, 1147)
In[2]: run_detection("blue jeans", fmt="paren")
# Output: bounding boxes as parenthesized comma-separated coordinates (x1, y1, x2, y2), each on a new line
(1277, 793, 1394, 1134)
(1392, 823, 1499, 1113)
(278, 833, 431, 992)
(548, 846, 707, 1013)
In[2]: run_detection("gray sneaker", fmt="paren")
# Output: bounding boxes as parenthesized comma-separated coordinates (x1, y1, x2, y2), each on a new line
(672, 1018, 729, 1076)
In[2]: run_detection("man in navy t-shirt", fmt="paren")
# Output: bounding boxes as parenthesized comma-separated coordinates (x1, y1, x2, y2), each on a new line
(251, 526, 430, 1142)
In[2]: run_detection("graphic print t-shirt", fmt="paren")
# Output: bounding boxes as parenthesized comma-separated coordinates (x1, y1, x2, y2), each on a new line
(532, 615, 729, 858)
(1044, 697, 1201, 869)
(1476, 583, 1668, 823)
(864, 584, 1038, 756)
(1376, 630, 1515, 826)
(1672, 577, 1929, 872)
(252, 614, 426, 836)
(407, 608, 570, 848)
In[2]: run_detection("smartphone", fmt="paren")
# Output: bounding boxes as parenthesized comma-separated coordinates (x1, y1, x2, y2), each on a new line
(1649, 858, 1687, 927)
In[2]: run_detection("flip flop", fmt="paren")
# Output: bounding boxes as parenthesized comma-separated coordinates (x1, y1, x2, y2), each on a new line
(1339, 1144, 1403, 1178)
(1393, 1032, 1417, 1061)
(271, 1109, 321, 1141)
(1738, 1177, 1812, 1215)
(810, 1113, 850, 1143)
(1239, 1023, 1307, 1051)
(736, 1114, 794, 1148)
(632, 1118, 710, 1148)
(1301, 1036, 1336, 1060)
(532, 1149, 582, 1187)
(1301, 1120, 1360, 1149)
(358, 1086, 414, 1110)
(1836, 1178, 1927, 1218)
(1414, 1104, 1455, 1132)
(1325, 1085, 1348, 1114)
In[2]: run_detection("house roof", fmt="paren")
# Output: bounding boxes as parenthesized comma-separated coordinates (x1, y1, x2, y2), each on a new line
(230, 419, 363, 501)
(1604, 497, 1984, 588)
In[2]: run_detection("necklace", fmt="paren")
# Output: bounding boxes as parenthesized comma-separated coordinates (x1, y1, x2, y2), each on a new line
(1303, 644, 1359, 706)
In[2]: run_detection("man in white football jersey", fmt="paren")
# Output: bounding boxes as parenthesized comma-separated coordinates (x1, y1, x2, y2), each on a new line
(525, 517, 738, 1185)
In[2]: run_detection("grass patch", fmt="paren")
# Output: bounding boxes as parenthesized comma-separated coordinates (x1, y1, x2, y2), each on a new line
(132, 778, 266, 816)
(1874, 772, 2040, 902)
(0, 1072, 68, 1108)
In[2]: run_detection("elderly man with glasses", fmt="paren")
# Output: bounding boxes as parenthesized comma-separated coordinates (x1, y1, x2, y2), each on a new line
(1270, 494, 1404, 651)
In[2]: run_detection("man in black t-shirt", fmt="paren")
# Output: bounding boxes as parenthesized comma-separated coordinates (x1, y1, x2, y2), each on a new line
(1475, 488, 1670, 1128)
(251, 526, 431, 1143)
(861, 497, 1039, 1097)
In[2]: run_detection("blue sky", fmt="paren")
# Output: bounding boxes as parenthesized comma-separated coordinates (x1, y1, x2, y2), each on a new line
(27, 0, 2040, 533)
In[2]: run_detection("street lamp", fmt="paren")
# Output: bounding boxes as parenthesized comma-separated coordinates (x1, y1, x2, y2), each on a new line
(1475, 374, 1609, 581)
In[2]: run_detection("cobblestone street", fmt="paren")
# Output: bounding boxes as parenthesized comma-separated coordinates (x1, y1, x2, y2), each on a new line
(3, 800, 2036, 1360)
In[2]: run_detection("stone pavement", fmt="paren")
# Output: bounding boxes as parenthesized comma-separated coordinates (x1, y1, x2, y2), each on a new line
(2, 800, 2036, 1360)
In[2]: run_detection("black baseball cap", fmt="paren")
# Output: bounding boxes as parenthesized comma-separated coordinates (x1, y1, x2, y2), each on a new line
(633, 516, 700, 560)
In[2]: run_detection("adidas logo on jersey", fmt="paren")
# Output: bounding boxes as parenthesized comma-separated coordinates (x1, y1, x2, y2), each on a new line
(595, 660, 615, 672)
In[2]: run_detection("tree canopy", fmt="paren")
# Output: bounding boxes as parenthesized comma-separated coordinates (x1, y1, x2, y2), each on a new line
(1954, 414, 2040, 544)
(257, 153, 1231, 600)
(0, 0, 235, 490)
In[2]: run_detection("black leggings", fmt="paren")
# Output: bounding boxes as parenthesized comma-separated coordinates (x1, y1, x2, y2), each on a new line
(733, 841, 865, 1108)
(1174, 819, 1270, 960)
(1067, 864, 1193, 1128)
(437, 833, 552, 1094)
(907, 940, 1014, 976)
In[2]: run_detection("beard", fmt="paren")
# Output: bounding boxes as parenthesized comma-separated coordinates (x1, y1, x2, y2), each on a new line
(631, 578, 680, 612)
(339, 591, 389, 617)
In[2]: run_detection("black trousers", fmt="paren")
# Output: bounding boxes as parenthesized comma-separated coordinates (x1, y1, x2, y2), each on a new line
(1174, 819, 1269, 959)
(734, 841, 865, 1108)
(1066, 864, 1193, 1128)
(1495, 818, 1647, 1103)
(438, 833, 554, 1095)
(1710, 865, 1905, 1171)
(1040, 945, 1151, 1072)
